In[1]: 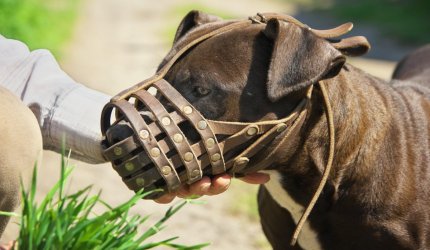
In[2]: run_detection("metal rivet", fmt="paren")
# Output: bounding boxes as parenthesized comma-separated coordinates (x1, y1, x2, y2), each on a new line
(150, 147, 161, 157)
(197, 120, 207, 130)
(136, 177, 145, 186)
(191, 169, 201, 178)
(161, 165, 171, 175)
(139, 130, 149, 140)
(234, 157, 249, 168)
(161, 117, 171, 126)
(183, 106, 193, 115)
(246, 126, 258, 136)
(173, 133, 183, 143)
(206, 138, 215, 148)
(211, 153, 221, 162)
(276, 123, 287, 133)
(114, 147, 123, 156)
(184, 152, 194, 162)
(125, 162, 135, 171)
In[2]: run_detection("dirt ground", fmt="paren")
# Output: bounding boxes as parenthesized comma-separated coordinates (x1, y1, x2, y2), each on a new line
(1, 0, 418, 249)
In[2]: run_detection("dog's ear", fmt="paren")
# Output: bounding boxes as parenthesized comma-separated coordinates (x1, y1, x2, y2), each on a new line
(174, 10, 222, 43)
(263, 19, 346, 102)
(331, 36, 371, 57)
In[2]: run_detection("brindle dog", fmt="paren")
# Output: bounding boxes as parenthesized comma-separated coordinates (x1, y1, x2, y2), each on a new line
(124, 11, 430, 249)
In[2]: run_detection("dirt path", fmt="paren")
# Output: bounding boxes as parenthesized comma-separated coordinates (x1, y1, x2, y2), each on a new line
(2, 0, 413, 248)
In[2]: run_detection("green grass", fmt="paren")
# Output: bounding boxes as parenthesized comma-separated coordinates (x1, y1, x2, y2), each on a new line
(0, 152, 208, 250)
(0, 0, 81, 57)
(288, 0, 430, 44)
(161, 3, 235, 46)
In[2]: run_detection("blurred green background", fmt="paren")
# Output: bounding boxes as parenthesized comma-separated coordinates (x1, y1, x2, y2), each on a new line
(292, 0, 430, 44)
(0, 0, 80, 57)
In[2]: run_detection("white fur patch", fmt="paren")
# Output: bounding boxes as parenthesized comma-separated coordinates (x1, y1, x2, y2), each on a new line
(260, 170, 322, 250)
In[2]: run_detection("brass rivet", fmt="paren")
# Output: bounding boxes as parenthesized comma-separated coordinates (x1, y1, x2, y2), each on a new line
(234, 157, 249, 168)
(211, 153, 221, 162)
(276, 123, 287, 133)
(246, 126, 258, 136)
(197, 120, 207, 130)
(136, 177, 145, 186)
(206, 138, 215, 148)
(139, 130, 149, 140)
(191, 169, 201, 178)
(161, 165, 171, 175)
(125, 162, 135, 171)
(114, 147, 123, 156)
(150, 147, 161, 157)
(161, 117, 171, 126)
(183, 106, 193, 115)
(173, 133, 183, 143)
(184, 152, 194, 162)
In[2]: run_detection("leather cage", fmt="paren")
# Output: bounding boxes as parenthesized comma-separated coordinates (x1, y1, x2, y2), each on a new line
(100, 12, 350, 198)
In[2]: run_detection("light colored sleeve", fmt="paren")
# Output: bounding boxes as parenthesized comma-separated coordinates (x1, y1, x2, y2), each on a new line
(0, 34, 110, 164)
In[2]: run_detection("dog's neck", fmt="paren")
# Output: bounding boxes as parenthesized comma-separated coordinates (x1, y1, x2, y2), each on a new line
(275, 63, 395, 206)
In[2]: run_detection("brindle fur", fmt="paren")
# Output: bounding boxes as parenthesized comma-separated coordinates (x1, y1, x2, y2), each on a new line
(161, 11, 430, 250)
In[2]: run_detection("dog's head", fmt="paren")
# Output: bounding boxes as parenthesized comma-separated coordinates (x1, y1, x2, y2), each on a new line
(103, 11, 371, 196)
(162, 11, 369, 124)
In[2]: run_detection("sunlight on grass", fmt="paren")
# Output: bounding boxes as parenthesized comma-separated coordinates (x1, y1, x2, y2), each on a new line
(0, 0, 81, 57)
(0, 152, 208, 249)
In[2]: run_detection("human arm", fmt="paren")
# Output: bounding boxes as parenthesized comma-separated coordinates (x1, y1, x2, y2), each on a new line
(0, 34, 109, 163)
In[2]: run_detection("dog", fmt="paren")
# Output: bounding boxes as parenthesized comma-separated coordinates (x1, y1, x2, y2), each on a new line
(157, 10, 430, 250)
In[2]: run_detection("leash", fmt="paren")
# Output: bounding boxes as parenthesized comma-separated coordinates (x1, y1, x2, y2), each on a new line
(290, 81, 336, 245)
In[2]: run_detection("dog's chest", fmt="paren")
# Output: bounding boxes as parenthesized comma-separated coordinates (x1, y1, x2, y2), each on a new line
(261, 170, 322, 250)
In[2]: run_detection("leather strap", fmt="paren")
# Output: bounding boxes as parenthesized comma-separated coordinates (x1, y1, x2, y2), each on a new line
(133, 90, 203, 183)
(107, 100, 181, 192)
(154, 80, 226, 175)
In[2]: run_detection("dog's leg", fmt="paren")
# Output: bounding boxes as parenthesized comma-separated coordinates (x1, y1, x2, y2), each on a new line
(0, 87, 42, 241)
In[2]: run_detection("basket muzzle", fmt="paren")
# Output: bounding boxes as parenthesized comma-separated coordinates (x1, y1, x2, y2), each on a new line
(101, 77, 311, 197)
(100, 13, 320, 198)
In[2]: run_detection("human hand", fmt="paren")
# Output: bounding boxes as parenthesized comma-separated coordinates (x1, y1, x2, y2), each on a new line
(154, 172, 270, 204)
(104, 122, 270, 203)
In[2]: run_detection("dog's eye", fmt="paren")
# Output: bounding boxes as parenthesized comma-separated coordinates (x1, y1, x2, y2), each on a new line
(192, 86, 211, 97)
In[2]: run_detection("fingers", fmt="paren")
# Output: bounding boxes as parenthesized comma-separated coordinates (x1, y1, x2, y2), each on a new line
(188, 176, 212, 196)
(154, 193, 176, 204)
(207, 174, 231, 195)
(153, 172, 269, 204)
(238, 172, 270, 184)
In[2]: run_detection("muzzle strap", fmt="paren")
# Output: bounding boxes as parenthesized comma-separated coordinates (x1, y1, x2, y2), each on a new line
(132, 90, 203, 184)
(153, 80, 226, 175)
(107, 99, 181, 192)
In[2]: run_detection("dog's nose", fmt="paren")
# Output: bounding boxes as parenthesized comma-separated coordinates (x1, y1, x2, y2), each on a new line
(105, 121, 133, 144)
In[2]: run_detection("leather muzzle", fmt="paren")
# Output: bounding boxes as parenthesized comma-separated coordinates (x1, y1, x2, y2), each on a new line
(99, 12, 350, 198)
(101, 77, 310, 197)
